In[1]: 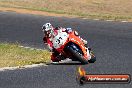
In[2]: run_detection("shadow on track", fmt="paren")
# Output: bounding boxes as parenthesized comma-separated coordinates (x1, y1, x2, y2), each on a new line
(45, 62, 86, 65)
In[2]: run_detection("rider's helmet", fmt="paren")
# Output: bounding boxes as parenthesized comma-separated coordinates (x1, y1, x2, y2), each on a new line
(42, 23, 54, 37)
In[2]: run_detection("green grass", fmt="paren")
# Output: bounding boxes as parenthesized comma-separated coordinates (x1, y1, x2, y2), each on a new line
(0, 43, 50, 67)
(0, 0, 132, 21)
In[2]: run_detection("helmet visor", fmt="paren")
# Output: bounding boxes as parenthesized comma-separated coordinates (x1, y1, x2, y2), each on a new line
(44, 30, 52, 36)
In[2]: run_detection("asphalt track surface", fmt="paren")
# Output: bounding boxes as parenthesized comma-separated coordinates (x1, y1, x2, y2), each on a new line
(0, 11, 132, 88)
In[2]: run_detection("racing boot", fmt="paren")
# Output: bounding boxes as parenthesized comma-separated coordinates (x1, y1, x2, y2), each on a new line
(86, 48, 91, 60)
(56, 53, 72, 63)
(59, 58, 72, 63)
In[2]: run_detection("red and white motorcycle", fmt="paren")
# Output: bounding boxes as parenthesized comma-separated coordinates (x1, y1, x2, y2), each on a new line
(52, 29, 96, 64)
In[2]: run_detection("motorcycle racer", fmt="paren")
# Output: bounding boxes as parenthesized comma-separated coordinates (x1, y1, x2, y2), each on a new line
(42, 23, 89, 62)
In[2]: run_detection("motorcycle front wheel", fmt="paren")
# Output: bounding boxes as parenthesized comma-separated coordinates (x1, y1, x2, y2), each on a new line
(65, 46, 88, 64)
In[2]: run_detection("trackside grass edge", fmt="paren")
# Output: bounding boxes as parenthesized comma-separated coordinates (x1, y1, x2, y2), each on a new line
(0, 43, 51, 68)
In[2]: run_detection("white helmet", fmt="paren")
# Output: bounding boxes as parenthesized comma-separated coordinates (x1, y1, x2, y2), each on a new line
(42, 23, 54, 37)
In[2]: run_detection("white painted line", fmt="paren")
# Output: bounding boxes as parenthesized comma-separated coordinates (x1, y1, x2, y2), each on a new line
(20, 63, 47, 68)
(106, 20, 113, 22)
(19, 46, 24, 48)
(24, 47, 30, 49)
(0, 63, 48, 71)
(91, 18, 131, 23)
(18, 45, 43, 51)
(93, 19, 99, 20)
(82, 18, 88, 19)
(0, 67, 18, 71)
(36, 49, 43, 51)
(121, 21, 128, 22)
(30, 48, 34, 50)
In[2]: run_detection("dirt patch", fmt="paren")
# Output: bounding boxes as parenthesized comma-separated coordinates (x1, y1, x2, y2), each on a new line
(0, 7, 78, 18)
(1, 0, 132, 21)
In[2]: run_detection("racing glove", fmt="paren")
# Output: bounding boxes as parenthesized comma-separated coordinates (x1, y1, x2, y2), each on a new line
(66, 28, 72, 33)
(43, 37, 47, 44)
